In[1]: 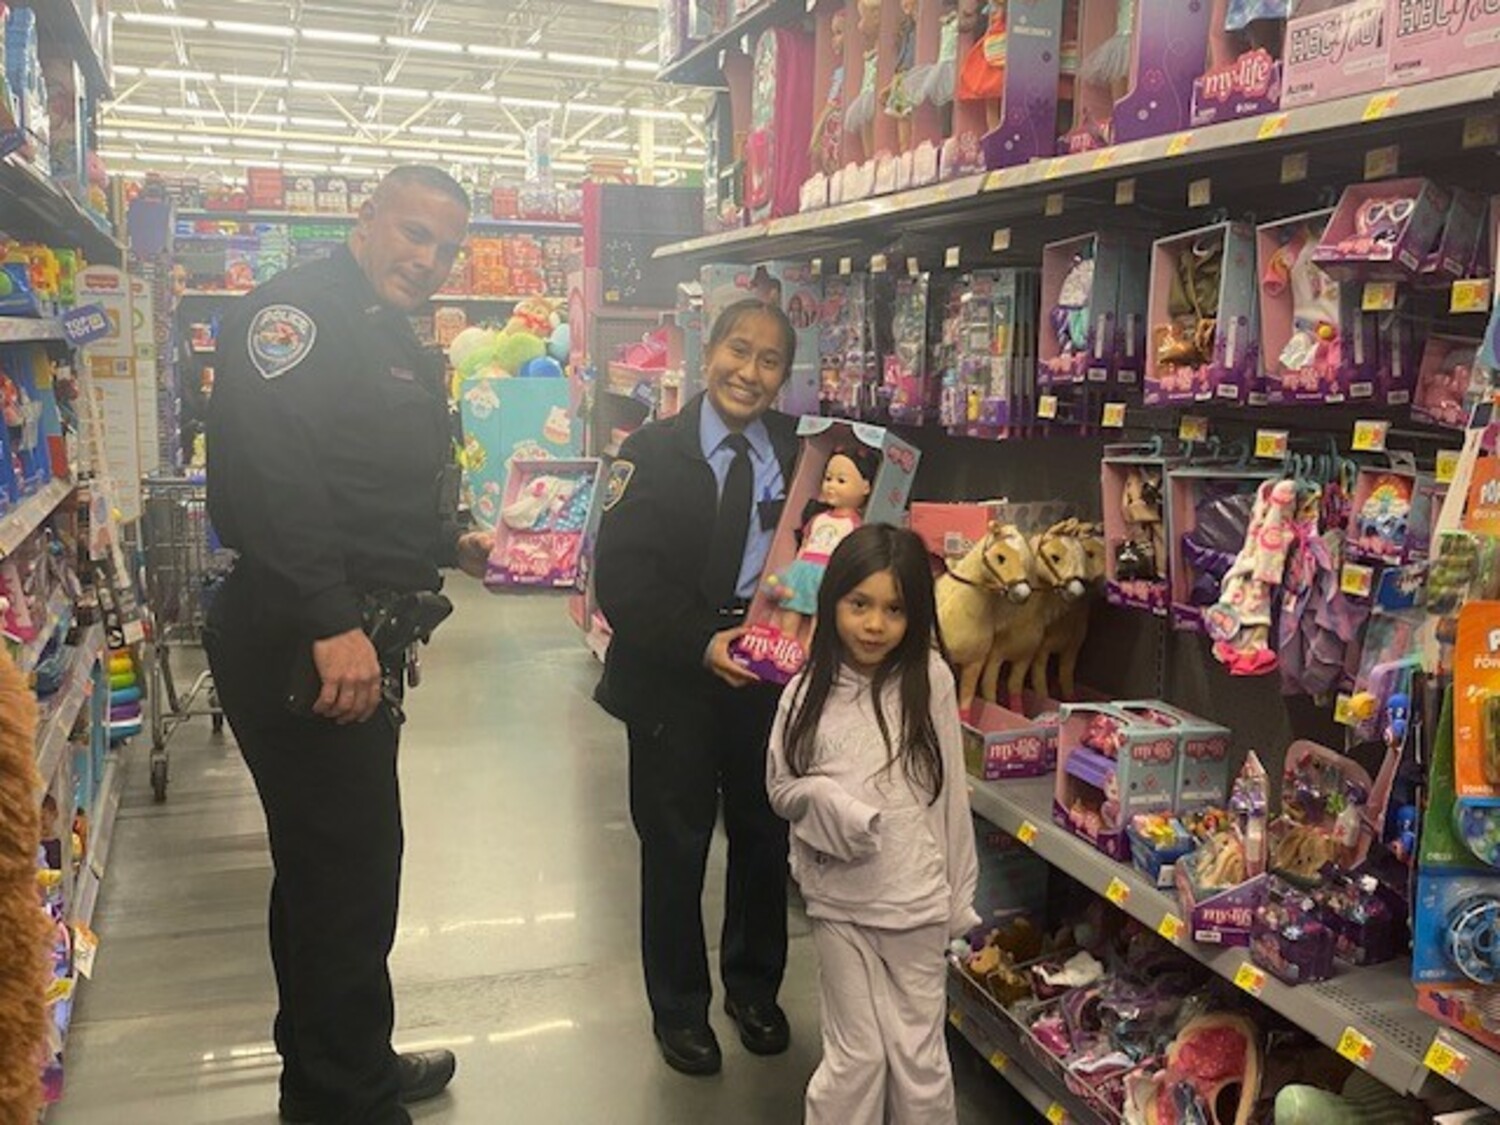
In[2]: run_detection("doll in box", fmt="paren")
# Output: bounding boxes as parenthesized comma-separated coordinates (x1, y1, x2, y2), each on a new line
(1080, 0, 1135, 103)
(1262, 223, 1343, 397)
(845, 0, 885, 159)
(884, 0, 920, 151)
(917, 0, 960, 116)
(1155, 236, 1223, 391)
(810, 9, 849, 176)
(1116, 466, 1165, 582)
(958, 0, 1008, 130)
(1225, 0, 1289, 58)
(765, 446, 878, 646)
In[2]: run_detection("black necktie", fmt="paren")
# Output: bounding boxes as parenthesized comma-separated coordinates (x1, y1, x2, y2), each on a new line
(703, 433, 753, 607)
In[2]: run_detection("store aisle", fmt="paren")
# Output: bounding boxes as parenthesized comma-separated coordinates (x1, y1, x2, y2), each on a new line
(51, 584, 1039, 1124)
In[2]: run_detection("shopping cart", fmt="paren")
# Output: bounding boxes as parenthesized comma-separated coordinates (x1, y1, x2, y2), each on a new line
(138, 475, 235, 801)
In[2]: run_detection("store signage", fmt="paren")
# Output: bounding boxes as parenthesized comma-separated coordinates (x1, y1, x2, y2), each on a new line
(61, 304, 111, 346)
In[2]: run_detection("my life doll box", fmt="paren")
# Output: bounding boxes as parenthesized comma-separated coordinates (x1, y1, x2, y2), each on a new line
(1189, 0, 1285, 128)
(1312, 178, 1453, 283)
(1117, 698, 1232, 811)
(1103, 445, 1178, 616)
(1281, 0, 1389, 109)
(484, 458, 603, 589)
(1175, 752, 1269, 946)
(729, 417, 921, 684)
(1054, 703, 1179, 860)
(962, 696, 1062, 780)
(1110, 0, 1216, 143)
(1145, 222, 1259, 405)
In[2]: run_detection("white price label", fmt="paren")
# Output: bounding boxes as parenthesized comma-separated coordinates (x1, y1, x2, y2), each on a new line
(1115, 178, 1136, 206)
(991, 228, 1011, 252)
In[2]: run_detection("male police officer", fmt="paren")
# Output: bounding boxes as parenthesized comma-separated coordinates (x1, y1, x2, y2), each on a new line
(205, 166, 490, 1125)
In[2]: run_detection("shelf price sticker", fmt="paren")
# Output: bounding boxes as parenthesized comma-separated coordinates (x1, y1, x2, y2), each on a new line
(1340, 562, 1375, 599)
(992, 228, 1012, 252)
(1094, 149, 1119, 171)
(74, 923, 100, 980)
(1424, 1034, 1471, 1081)
(1102, 402, 1127, 428)
(1362, 281, 1398, 312)
(45, 977, 74, 1005)
(1352, 419, 1390, 452)
(1364, 143, 1400, 180)
(1105, 876, 1131, 906)
(1037, 395, 1060, 421)
(1016, 821, 1039, 847)
(1188, 177, 1212, 208)
(1337, 1026, 1376, 1070)
(1179, 415, 1210, 443)
(1166, 132, 1194, 157)
(1045, 193, 1065, 217)
(988, 1050, 1009, 1073)
(1233, 962, 1267, 996)
(949, 1007, 963, 1029)
(871, 253, 888, 274)
(1115, 177, 1136, 205)
(1437, 449, 1461, 486)
(945, 246, 961, 269)
(1256, 112, 1289, 141)
(906, 256, 920, 277)
(810, 258, 823, 276)
(1451, 278, 1493, 314)
(839, 257, 853, 276)
(1046, 1103, 1068, 1125)
(1362, 91, 1399, 122)
(1463, 112, 1500, 150)
(1157, 913, 1185, 943)
(1044, 157, 1067, 179)
(1280, 152, 1309, 184)
(1254, 429, 1289, 460)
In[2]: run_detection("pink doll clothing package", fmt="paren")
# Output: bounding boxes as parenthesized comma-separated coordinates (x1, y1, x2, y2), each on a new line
(1264, 228, 1342, 393)
(1207, 478, 1298, 676)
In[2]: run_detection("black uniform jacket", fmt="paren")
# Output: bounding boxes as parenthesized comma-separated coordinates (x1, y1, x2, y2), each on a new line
(593, 393, 799, 725)
(207, 245, 460, 642)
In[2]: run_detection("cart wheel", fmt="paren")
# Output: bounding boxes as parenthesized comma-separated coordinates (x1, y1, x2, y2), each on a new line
(212, 711, 225, 735)
(151, 757, 168, 802)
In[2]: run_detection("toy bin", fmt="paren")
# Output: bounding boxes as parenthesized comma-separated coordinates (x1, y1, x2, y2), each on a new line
(962, 696, 1063, 781)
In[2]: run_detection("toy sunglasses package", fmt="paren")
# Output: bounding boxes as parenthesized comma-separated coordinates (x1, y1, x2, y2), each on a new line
(484, 458, 603, 590)
(729, 417, 921, 684)
(1312, 178, 1453, 284)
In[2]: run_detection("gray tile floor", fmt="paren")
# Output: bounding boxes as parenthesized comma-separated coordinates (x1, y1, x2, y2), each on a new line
(51, 583, 1041, 1124)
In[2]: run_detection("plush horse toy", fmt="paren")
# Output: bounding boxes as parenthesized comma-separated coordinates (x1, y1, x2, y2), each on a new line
(936, 522, 1034, 716)
(1026, 520, 1103, 700)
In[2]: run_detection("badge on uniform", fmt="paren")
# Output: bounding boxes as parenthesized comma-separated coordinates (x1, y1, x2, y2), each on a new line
(604, 460, 635, 511)
(248, 304, 317, 380)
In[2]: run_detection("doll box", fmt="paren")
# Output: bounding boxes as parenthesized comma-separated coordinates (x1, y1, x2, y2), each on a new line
(1167, 467, 1277, 632)
(1176, 864, 1267, 947)
(1111, 0, 1216, 143)
(1144, 222, 1259, 406)
(1387, 0, 1500, 87)
(1190, 48, 1283, 128)
(484, 458, 603, 589)
(1037, 234, 1124, 388)
(459, 377, 580, 530)
(1116, 698, 1232, 811)
(978, 0, 1067, 170)
(1312, 178, 1452, 283)
(962, 696, 1062, 781)
(1053, 703, 1179, 861)
(1102, 448, 1178, 616)
(730, 417, 921, 684)
(1346, 464, 1420, 565)
(1412, 334, 1485, 430)
(1425, 189, 1488, 285)
(1281, 0, 1390, 109)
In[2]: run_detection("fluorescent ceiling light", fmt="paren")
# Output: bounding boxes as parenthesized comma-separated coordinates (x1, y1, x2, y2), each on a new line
(334, 164, 379, 175)
(554, 162, 587, 173)
(112, 65, 143, 76)
(301, 28, 383, 45)
(118, 129, 173, 142)
(230, 138, 286, 150)
(240, 112, 292, 126)
(220, 74, 290, 88)
(132, 152, 187, 164)
(365, 85, 430, 100)
(188, 156, 234, 166)
(579, 139, 630, 151)
(106, 104, 165, 116)
(145, 68, 213, 81)
(340, 146, 390, 158)
(283, 162, 329, 172)
(433, 91, 495, 105)
(293, 79, 360, 93)
(173, 133, 220, 145)
(163, 106, 213, 119)
(289, 115, 348, 128)
(212, 20, 296, 38)
(388, 148, 432, 159)
(623, 59, 659, 73)
(636, 40, 657, 56)
(546, 51, 620, 69)
(568, 102, 627, 117)
(467, 45, 543, 60)
(119, 13, 207, 28)
(500, 96, 561, 111)
(286, 142, 338, 154)
(386, 36, 464, 54)
(631, 107, 688, 121)
(409, 126, 465, 137)
(465, 130, 519, 143)
(95, 150, 134, 161)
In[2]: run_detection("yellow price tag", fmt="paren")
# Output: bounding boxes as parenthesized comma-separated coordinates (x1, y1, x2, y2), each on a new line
(810, 258, 823, 276)
(992, 228, 1012, 252)
(982, 171, 1004, 192)
(1179, 415, 1209, 443)
(1044, 157, 1067, 179)
(1105, 876, 1131, 906)
(1166, 132, 1194, 157)
(1114, 177, 1136, 205)
(1437, 449, 1461, 485)
(1256, 112, 1289, 140)
(839, 257, 853, 276)
(1017, 821, 1039, 846)
(1254, 429, 1289, 460)
(1233, 962, 1267, 996)
(1452, 278, 1494, 314)
(1364, 143, 1400, 180)
(1102, 402, 1126, 428)
(906, 256, 920, 277)
(1362, 281, 1398, 312)
(1333, 693, 1356, 726)
(1037, 395, 1059, 421)
(1425, 1035, 1471, 1080)
(949, 1007, 964, 1028)
(1281, 152, 1309, 184)
(1188, 178, 1212, 208)
(1362, 91, 1399, 121)
(944, 246, 961, 269)
(1340, 562, 1375, 599)
(1463, 112, 1500, 150)
(1337, 1026, 1375, 1069)
(989, 1050, 1009, 1072)
(1046, 1103, 1067, 1125)
(44, 977, 74, 1004)
(870, 254, 888, 274)
(1094, 149, 1118, 171)
(1351, 419, 1390, 452)
(1158, 913, 1185, 943)
(1045, 192, 1064, 217)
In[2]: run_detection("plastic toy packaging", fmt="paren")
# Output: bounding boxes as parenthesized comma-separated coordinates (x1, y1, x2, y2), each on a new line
(1250, 875, 1334, 985)
(1269, 742, 1375, 886)
(1412, 335, 1484, 430)
(818, 273, 874, 418)
(881, 272, 931, 425)
(485, 459, 600, 589)
(1345, 466, 1416, 565)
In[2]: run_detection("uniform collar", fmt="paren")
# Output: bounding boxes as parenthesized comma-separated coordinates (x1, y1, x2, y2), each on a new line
(699, 394, 773, 464)
(330, 243, 386, 315)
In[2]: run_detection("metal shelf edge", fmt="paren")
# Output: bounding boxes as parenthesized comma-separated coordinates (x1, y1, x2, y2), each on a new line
(175, 208, 581, 231)
(71, 753, 122, 929)
(0, 316, 65, 344)
(33, 625, 103, 795)
(0, 480, 75, 559)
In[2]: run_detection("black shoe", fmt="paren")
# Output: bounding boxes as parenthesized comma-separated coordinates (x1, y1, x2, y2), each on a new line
(654, 1023, 722, 1076)
(398, 1049, 457, 1105)
(724, 997, 790, 1055)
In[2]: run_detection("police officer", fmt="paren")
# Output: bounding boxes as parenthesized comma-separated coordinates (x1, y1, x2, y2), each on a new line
(594, 298, 800, 1076)
(205, 166, 491, 1125)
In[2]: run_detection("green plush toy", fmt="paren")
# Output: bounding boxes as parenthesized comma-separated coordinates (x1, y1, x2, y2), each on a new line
(491, 329, 546, 376)
(1275, 1072, 1426, 1125)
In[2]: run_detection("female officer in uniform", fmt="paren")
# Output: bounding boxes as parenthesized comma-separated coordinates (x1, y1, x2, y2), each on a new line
(593, 299, 801, 1077)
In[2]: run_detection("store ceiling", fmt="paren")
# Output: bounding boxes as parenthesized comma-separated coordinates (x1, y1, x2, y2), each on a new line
(100, 0, 708, 183)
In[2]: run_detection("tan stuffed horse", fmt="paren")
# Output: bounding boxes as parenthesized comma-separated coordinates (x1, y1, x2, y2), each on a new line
(980, 519, 1083, 709)
(936, 522, 1034, 715)
(1026, 520, 1103, 700)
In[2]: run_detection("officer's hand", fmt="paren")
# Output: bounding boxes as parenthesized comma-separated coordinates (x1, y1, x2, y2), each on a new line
(455, 531, 493, 580)
(704, 626, 760, 689)
(312, 629, 383, 724)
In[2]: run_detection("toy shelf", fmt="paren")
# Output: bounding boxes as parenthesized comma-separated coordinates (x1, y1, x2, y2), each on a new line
(28, 0, 112, 99)
(652, 67, 1500, 265)
(0, 154, 123, 262)
(0, 315, 66, 344)
(968, 776, 1500, 1107)
(657, 0, 808, 86)
(180, 289, 540, 303)
(174, 208, 582, 234)
(70, 751, 122, 930)
(32, 624, 104, 799)
(0, 479, 74, 559)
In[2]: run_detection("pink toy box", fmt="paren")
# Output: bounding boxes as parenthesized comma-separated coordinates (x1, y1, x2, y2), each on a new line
(747, 26, 815, 221)
(729, 417, 921, 684)
(1189, 0, 1285, 127)
(1054, 702, 1179, 860)
(1103, 444, 1180, 617)
(1110, 0, 1215, 142)
(1412, 334, 1485, 430)
(1387, 0, 1500, 87)
(908, 500, 1011, 562)
(1280, 0, 1390, 109)
(1312, 177, 1452, 283)
(962, 695, 1063, 780)
(484, 458, 603, 589)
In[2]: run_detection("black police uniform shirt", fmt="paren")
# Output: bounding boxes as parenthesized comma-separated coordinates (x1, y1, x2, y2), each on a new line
(208, 244, 460, 642)
(592, 392, 798, 724)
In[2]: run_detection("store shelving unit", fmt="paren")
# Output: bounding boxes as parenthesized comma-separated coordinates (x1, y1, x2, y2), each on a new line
(32, 626, 104, 805)
(26, 0, 112, 98)
(0, 155, 122, 263)
(180, 289, 538, 303)
(0, 315, 66, 344)
(175, 207, 582, 234)
(656, 0, 804, 85)
(0, 480, 75, 558)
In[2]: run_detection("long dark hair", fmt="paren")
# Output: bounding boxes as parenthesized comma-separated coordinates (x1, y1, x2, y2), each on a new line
(782, 523, 949, 803)
(708, 297, 798, 374)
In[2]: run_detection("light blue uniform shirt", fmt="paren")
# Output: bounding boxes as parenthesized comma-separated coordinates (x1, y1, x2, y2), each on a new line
(700, 401, 786, 601)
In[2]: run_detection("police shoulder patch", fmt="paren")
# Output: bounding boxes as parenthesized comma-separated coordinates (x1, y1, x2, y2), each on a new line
(248, 304, 318, 379)
(604, 460, 635, 511)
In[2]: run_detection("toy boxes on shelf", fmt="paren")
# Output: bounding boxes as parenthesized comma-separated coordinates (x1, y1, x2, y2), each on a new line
(1189, 0, 1284, 128)
(1413, 335, 1486, 430)
(876, 269, 932, 425)
(1145, 221, 1259, 405)
(1103, 444, 1177, 615)
(938, 269, 1041, 435)
(1345, 462, 1426, 567)
(746, 25, 815, 222)
(1110, 0, 1215, 143)
(484, 459, 602, 589)
(1176, 752, 1269, 946)
(963, 696, 1064, 781)
(1387, 0, 1500, 88)
(970, 0, 1069, 172)
(1281, 0, 1389, 109)
(1167, 467, 1277, 632)
(1313, 178, 1453, 284)
(729, 417, 921, 684)
(819, 271, 876, 419)
(1054, 703, 1179, 860)
(1038, 232, 1149, 390)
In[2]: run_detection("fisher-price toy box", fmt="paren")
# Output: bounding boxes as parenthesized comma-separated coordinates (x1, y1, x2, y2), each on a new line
(729, 418, 921, 684)
(1281, 0, 1390, 109)
(962, 696, 1062, 781)
(484, 458, 602, 589)
(1387, 0, 1500, 87)
(1054, 703, 1179, 861)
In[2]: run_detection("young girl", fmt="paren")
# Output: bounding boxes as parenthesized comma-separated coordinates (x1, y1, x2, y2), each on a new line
(767, 523, 980, 1125)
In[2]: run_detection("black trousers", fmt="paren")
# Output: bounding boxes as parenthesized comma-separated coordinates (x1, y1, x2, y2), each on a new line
(627, 673, 789, 1030)
(205, 573, 408, 1125)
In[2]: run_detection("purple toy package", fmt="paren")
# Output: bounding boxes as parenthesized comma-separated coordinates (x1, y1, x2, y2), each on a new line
(1111, 0, 1214, 143)
(979, 0, 1067, 169)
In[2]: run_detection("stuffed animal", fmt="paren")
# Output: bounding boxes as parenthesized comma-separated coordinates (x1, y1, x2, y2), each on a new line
(936, 522, 1034, 715)
(1027, 520, 1103, 700)
(1274, 1071, 1427, 1125)
(979, 522, 1085, 710)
